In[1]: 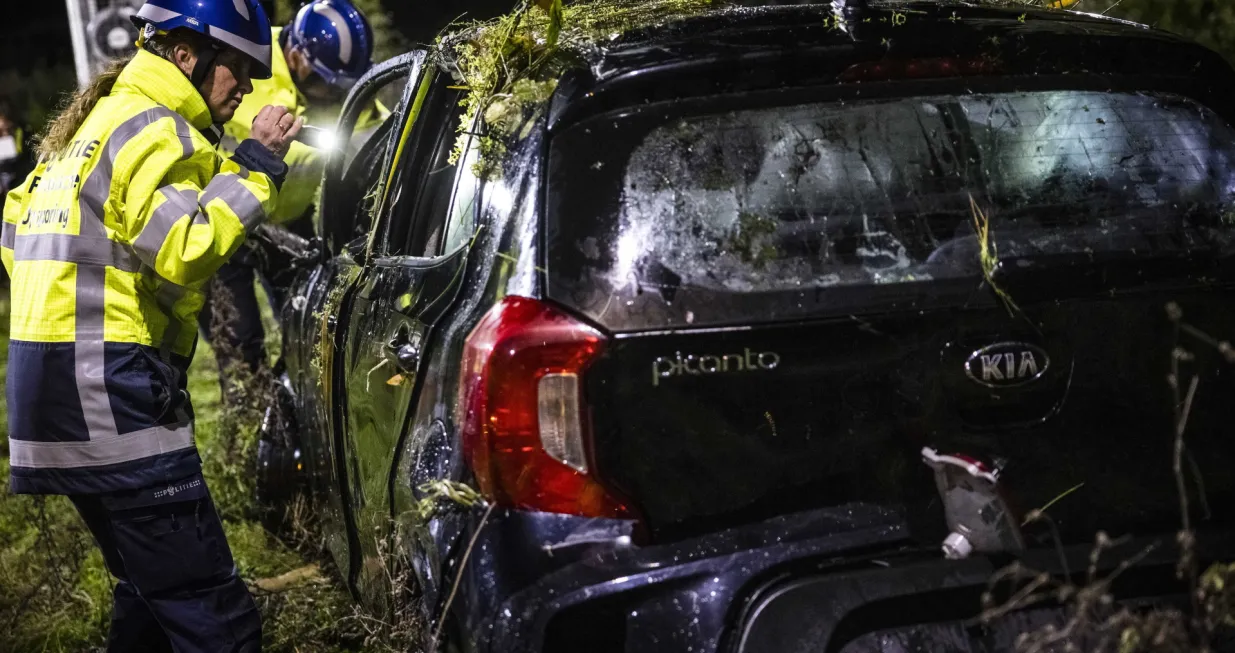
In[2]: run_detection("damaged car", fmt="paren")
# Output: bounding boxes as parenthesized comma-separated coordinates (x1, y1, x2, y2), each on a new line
(259, 1, 1235, 651)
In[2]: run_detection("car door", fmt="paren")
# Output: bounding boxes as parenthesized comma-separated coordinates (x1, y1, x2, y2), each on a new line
(291, 52, 424, 585)
(332, 67, 480, 604)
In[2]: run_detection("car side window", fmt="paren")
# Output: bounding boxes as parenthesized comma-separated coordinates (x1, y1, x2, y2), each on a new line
(374, 68, 467, 259)
(440, 135, 483, 255)
(319, 54, 421, 257)
(341, 78, 407, 172)
(334, 117, 398, 253)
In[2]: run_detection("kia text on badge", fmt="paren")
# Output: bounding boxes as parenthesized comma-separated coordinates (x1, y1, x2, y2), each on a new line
(964, 342, 1050, 388)
(653, 349, 780, 386)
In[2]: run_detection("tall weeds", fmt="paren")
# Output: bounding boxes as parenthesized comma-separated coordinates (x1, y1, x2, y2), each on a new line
(978, 302, 1235, 652)
(200, 277, 273, 521)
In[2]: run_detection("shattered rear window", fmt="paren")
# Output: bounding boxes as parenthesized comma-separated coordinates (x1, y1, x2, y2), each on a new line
(547, 90, 1235, 329)
(618, 91, 1235, 291)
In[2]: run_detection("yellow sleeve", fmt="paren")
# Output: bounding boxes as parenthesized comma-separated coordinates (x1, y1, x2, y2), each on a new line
(121, 132, 279, 289)
(219, 119, 248, 159)
(269, 140, 323, 225)
(225, 80, 318, 225)
(1, 177, 31, 275)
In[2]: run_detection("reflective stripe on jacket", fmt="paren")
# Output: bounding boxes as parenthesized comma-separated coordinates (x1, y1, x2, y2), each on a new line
(1, 50, 281, 495)
(221, 27, 389, 225)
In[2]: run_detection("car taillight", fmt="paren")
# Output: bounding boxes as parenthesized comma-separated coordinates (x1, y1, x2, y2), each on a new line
(457, 296, 631, 519)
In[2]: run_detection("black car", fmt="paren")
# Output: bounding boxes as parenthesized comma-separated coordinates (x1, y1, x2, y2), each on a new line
(260, 2, 1235, 651)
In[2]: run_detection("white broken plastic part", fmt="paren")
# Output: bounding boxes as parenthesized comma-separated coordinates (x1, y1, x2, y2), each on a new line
(942, 532, 973, 559)
(921, 447, 999, 483)
(922, 446, 1026, 558)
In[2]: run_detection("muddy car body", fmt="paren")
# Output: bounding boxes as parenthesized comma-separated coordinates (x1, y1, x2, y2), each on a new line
(262, 2, 1235, 651)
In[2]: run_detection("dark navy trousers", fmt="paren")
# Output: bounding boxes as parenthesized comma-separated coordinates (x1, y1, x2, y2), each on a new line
(69, 472, 262, 652)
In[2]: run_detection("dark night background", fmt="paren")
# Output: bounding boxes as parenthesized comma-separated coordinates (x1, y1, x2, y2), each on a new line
(6, 1, 514, 69)
(0, 1, 517, 131)
(6, 7, 75, 73)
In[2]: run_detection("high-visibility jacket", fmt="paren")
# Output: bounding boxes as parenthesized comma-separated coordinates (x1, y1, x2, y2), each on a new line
(221, 27, 388, 225)
(1, 49, 285, 495)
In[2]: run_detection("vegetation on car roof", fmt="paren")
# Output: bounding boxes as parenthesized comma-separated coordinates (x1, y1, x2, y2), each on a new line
(434, 0, 723, 180)
(430, 0, 1106, 180)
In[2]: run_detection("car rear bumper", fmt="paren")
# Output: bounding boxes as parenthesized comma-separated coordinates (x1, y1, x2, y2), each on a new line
(441, 503, 1235, 653)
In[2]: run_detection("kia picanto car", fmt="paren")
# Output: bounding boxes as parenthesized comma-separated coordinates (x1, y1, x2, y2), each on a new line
(258, 2, 1235, 651)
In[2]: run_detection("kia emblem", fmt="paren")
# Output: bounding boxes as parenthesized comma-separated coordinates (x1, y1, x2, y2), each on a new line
(965, 342, 1050, 388)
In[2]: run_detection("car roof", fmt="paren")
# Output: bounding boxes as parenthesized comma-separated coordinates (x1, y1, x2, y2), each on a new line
(429, 1, 1235, 175)
(579, 1, 1171, 80)
(536, 0, 1234, 129)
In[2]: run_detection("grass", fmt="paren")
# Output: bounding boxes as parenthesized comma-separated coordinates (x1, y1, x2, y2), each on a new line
(0, 285, 375, 653)
(437, 0, 719, 178)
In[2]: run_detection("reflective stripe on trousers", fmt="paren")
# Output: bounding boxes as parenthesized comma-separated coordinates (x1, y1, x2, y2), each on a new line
(7, 423, 196, 469)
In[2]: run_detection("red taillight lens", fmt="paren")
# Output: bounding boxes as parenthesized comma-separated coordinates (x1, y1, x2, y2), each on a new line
(457, 296, 631, 519)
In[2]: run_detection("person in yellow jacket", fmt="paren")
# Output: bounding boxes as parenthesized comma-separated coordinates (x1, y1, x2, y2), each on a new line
(1, 1, 300, 649)
(202, 0, 384, 395)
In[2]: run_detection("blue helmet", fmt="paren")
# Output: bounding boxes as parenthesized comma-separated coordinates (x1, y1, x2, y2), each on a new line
(286, 0, 374, 91)
(132, 0, 274, 80)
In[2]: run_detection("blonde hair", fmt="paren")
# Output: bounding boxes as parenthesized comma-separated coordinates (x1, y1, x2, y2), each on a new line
(37, 56, 131, 159)
(36, 29, 211, 159)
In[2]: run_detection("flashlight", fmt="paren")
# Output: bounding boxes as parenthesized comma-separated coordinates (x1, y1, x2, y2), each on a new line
(293, 125, 338, 152)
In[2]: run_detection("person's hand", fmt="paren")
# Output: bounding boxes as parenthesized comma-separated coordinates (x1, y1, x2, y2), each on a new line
(250, 105, 303, 158)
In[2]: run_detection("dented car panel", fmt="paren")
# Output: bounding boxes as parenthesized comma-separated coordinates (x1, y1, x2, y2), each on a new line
(342, 249, 472, 598)
(587, 295, 1235, 544)
(441, 501, 1235, 653)
(264, 3, 1235, 652)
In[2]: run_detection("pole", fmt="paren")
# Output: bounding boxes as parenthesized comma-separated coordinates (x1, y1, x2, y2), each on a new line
(65, 0, 92, 88)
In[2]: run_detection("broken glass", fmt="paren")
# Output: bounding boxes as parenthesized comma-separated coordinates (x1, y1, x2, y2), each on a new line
(606, 90, 1235, 295)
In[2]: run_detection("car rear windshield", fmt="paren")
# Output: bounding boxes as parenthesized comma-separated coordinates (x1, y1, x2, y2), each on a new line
(546, 89, 1235, 330)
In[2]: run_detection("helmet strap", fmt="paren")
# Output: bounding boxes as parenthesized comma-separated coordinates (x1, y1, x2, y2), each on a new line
(190, 43, 220, 89)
